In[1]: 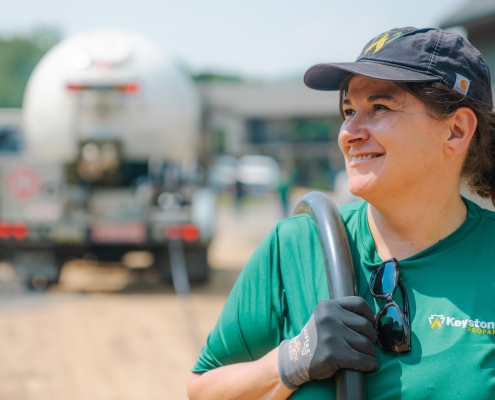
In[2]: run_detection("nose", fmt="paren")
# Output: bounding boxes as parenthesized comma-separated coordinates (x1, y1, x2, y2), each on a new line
(338, 111, 371, 148)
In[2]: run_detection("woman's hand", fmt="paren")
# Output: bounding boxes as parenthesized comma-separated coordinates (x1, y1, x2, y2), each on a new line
(187, 296, 378, 399)
(278, 296, 379, 390)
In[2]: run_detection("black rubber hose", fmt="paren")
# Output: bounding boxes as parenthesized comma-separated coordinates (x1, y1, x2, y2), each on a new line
(294, 191, 365, 400)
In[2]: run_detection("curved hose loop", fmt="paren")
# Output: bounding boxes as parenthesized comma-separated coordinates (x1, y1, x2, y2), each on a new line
(293, 191, 365, 400)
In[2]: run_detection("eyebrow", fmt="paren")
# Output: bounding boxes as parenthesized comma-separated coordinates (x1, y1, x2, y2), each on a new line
(343, 93, 401, 105)
(367, 93, 399, 103)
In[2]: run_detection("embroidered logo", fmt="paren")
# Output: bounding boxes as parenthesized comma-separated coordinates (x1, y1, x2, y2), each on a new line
(363, 30, 404, 55)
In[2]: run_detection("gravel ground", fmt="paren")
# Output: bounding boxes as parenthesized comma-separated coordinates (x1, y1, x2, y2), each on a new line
(0, 192, 300, 400)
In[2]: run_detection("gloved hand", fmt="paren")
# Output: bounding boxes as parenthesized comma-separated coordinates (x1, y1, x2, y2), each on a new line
(278, 296, 379, 390)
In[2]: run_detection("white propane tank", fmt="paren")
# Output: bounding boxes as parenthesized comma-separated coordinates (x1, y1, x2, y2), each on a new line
(22, 30, 200, 167)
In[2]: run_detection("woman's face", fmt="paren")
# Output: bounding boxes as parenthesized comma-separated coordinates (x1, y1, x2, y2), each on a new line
(338, 75, 450, 201)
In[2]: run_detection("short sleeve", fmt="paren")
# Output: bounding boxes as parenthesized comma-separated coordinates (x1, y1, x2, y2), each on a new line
(192, 224, 285, 373)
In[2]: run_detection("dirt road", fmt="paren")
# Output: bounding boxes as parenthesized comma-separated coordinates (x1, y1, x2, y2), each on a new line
(0, 194, 291, 400)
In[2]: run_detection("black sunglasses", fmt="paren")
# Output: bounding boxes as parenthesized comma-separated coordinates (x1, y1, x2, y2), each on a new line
(369, 258, 411, 353)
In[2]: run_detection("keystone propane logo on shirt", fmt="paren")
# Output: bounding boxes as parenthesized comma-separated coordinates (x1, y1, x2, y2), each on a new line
(429, 314, 495, 334)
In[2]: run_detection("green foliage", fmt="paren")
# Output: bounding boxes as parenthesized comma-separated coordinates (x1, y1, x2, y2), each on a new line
(0, 27, 61, 108)
(191, 72, 243, 83)
(214, 127, 227, 153)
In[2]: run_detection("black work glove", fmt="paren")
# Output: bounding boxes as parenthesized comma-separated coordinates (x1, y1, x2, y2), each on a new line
(278, 296, 379, 390)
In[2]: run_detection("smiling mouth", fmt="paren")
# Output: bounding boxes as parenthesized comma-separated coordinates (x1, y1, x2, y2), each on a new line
(350, 154, 384, 162)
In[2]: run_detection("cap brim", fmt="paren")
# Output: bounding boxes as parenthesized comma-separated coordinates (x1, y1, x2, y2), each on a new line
(304, 62, 440, 91)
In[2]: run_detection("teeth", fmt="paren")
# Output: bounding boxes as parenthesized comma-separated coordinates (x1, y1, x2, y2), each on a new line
(351, 154, 380, 162)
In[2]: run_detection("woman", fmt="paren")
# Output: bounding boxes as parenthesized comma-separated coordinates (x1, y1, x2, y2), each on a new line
(187, 27, 495, 399)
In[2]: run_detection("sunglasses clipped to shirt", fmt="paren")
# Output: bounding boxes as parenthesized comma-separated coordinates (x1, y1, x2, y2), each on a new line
(369, 258, 411, 353)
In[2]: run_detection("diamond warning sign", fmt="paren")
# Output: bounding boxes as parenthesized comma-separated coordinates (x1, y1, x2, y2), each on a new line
(5, 165, 43, 199)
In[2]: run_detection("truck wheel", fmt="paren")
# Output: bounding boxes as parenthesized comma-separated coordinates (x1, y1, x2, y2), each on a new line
(27, 274, 51, 291)
(10, 247, 65, 291)
(185, 247, 209, 283)
(155, 246, 209, 283)
(152, 250, 173, 282)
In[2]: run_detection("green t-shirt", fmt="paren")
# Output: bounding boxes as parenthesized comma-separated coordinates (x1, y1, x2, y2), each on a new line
(193, 198, 495, 399)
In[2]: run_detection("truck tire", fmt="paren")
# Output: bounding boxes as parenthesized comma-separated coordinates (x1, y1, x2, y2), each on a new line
(27, 274, 51, 291)
(185, 246, 209, 283)
(156, 245, 209, 284)
(9, 247, 65, 291)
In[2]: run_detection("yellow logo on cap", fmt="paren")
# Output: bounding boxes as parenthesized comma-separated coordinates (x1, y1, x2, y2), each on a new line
(364, 30, 404, 55)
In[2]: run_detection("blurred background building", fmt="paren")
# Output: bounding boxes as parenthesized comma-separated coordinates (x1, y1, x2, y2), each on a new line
(441, 0, 495, 76)
(200, 81, 342, 190)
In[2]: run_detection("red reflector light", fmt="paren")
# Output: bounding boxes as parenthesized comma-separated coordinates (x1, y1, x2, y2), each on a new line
(0, 222, 29, 240)
(124, 81, 141, 95)
(66, 82, 141, 95)
(12, 223, 29, 240)
(0, 222, 9, 240)
(164, 224, 200, 242)
(164, 224, 182, 240)
(67, 84, 83, 91)
(181, 224, 200, 242)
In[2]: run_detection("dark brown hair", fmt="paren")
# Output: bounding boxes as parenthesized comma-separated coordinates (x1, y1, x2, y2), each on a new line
(339, 78, 495, 204)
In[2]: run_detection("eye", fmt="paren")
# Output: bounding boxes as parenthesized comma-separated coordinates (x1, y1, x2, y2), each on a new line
(373, 104, 390, 111)
(343, 108, 355, 117)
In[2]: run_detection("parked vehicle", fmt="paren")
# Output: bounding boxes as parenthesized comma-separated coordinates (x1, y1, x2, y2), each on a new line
(208, 154, 280, 196)
(0, 30, 214, 289)
(207, 155, 238, 192)
(236, 155, 279, 196)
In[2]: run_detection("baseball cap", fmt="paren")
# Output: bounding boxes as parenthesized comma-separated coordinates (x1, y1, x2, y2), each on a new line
(304, 27, 493, 109)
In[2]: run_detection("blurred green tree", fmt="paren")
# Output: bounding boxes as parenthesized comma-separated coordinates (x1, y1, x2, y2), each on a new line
(0, 27, 61, 108)
(191, 72, 243, 83)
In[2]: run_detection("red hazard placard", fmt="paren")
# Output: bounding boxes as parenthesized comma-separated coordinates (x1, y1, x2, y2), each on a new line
(5, 165, 43, 199)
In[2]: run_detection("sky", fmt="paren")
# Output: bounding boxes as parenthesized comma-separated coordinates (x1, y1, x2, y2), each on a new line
(3, 0, 467, 79)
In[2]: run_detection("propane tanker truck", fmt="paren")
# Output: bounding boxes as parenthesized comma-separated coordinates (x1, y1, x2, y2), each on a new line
(0, 30, 214, 289)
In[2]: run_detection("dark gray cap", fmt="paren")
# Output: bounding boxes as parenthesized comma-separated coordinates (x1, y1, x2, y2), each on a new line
(304, 27, 493, 109)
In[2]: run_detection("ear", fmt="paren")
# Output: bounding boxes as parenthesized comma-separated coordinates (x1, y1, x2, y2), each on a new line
(444, 107, 477, 156)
